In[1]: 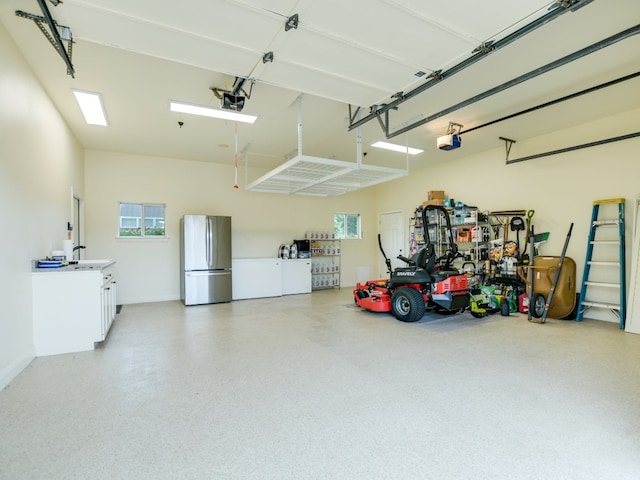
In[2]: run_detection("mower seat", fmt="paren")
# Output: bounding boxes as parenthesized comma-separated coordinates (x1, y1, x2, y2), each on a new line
(415, 244, 437, 275)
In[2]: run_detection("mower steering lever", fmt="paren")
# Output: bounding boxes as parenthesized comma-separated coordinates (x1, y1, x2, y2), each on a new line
(397, 254, 413, 265)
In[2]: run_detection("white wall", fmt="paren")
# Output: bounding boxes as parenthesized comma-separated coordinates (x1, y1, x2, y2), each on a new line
(373, 107, 640, 322)
(0, 23, 84, 389)
(84, 150, 377, 304)
(85, 108, 640, 314)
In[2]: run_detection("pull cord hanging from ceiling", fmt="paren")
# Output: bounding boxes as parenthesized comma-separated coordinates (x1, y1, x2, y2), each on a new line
(233, 122, 239, 189)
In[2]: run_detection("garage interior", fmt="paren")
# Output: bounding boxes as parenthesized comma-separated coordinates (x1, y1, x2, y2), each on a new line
(1, 0, 640, 478)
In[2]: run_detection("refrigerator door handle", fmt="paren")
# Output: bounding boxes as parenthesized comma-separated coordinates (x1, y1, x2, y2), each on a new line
(205, 217, 211, 267)
(186, 270, 230, 276)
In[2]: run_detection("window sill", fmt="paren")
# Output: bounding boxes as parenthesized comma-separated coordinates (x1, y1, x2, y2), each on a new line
(116, 236, 169, 242)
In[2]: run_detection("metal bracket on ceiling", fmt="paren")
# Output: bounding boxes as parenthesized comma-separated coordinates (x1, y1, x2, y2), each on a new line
(499, 136, 517, 162)
(553, 0, 594, 12)
(15, 0, 75, 77)
(211, 77, 255, 100)
(348, 105, 361, 125)
(427, 70, 444, 81)
(473, 41, 495, 54)
(285, 13, 299, 31)
(447, 122, 463, 135)
(349, 103, 391, 137)
(376, 111, 390, 137)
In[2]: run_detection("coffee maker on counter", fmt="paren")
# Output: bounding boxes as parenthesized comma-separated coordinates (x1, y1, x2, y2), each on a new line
(293, 239, 310, 258)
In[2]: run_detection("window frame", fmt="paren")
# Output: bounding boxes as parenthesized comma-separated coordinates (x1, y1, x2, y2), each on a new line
(334, 212, 362, 240)
(118, 202, 166, 238)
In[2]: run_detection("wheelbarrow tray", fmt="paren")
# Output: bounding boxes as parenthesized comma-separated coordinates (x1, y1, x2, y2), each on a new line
(527, 255, 577, 319)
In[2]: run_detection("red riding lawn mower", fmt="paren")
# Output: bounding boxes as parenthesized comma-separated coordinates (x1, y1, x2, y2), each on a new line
(353, 205, 470, 322)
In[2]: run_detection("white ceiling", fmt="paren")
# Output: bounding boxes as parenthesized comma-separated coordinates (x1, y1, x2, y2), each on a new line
(1, 0, 639, 186)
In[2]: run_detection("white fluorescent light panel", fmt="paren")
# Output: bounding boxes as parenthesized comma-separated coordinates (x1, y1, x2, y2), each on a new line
(169, 101, 257, 124)
(72, 89, 108, 126)
(372, 141, 423, 155)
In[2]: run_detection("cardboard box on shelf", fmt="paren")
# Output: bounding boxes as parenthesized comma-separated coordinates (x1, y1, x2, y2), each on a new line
(456, 228, 471, 243)
(427, 190, 445, 200)
(422, 199, 445, 207)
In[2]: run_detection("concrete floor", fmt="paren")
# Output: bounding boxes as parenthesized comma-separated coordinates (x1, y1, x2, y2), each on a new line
(1, 288, 640, 479)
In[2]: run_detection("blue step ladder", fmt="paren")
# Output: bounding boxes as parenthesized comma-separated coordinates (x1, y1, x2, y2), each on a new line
(576, 198, 626, 328)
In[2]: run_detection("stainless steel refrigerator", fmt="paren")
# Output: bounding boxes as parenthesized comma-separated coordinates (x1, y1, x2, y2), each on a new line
(180, 215, 232, 305)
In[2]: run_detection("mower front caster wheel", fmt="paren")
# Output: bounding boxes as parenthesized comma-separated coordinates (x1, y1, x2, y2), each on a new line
(391, 288, 425, 323)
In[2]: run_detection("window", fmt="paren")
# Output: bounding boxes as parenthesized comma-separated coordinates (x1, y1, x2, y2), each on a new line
(119, 203, 166, 237)
(334, 213, 361, 239)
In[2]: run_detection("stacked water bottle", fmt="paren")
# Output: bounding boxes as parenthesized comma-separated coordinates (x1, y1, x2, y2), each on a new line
(307, 231, 340, 289)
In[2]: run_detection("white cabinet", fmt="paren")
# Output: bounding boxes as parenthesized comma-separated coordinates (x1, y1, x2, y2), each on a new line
(232, 258, 283, 300)
(32, 261, 117, 356)
(281, 258, 311, 295)
(100, 268, 117, 341)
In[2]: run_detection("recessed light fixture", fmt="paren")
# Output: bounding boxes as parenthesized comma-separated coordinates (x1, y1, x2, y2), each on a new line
(169, 101, 257, 124)
(72, 89, 108, 126)
(371, 141, 423, 155)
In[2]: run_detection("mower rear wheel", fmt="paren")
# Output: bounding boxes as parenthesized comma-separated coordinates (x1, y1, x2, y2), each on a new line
(391, 288, 425, 323)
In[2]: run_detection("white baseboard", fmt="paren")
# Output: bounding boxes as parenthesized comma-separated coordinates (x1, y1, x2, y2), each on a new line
(118, 293, 181, 305)
(0, 348, 35, 391)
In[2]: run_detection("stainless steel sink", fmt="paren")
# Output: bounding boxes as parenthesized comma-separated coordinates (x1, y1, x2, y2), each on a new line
(76, 259, 111, 265)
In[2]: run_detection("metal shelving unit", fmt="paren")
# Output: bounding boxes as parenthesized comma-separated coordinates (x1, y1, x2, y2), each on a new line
(410, 204, 490, 270)
(306, 232, 341, 289)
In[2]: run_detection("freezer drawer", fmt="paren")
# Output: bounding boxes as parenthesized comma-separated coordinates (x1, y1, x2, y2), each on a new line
(183, 270, 232, 305)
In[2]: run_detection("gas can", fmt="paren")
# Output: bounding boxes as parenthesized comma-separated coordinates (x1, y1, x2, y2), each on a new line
(518, 293, 530, 313)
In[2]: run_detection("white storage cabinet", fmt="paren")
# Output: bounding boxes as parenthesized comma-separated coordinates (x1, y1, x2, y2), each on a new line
(32, 262, 117, 356)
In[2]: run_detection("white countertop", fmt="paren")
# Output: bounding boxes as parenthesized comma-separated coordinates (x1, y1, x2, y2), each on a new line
(32, 259, 115, 273)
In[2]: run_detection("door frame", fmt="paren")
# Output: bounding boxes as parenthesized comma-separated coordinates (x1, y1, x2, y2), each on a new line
(377, 210, 405, 278)
(72, 190, 84, 260)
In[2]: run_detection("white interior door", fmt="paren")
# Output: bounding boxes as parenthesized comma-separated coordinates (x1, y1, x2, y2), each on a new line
(378, 211, 405, 278)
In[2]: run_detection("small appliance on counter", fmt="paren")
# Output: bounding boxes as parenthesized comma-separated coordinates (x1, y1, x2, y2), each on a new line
(293, 239, 310, 258)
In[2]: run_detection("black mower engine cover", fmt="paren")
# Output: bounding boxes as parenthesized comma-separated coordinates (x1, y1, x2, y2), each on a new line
(431, 290, 470, 311)
(388, 267, 432, 288)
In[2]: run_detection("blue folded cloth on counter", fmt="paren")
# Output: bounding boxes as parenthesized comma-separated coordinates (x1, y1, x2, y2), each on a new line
(37, 260, 63, 268)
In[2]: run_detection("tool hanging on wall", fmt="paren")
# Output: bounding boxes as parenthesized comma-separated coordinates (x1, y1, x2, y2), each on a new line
(522, 210, 535, 256)
(510, 216, 525, 248)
